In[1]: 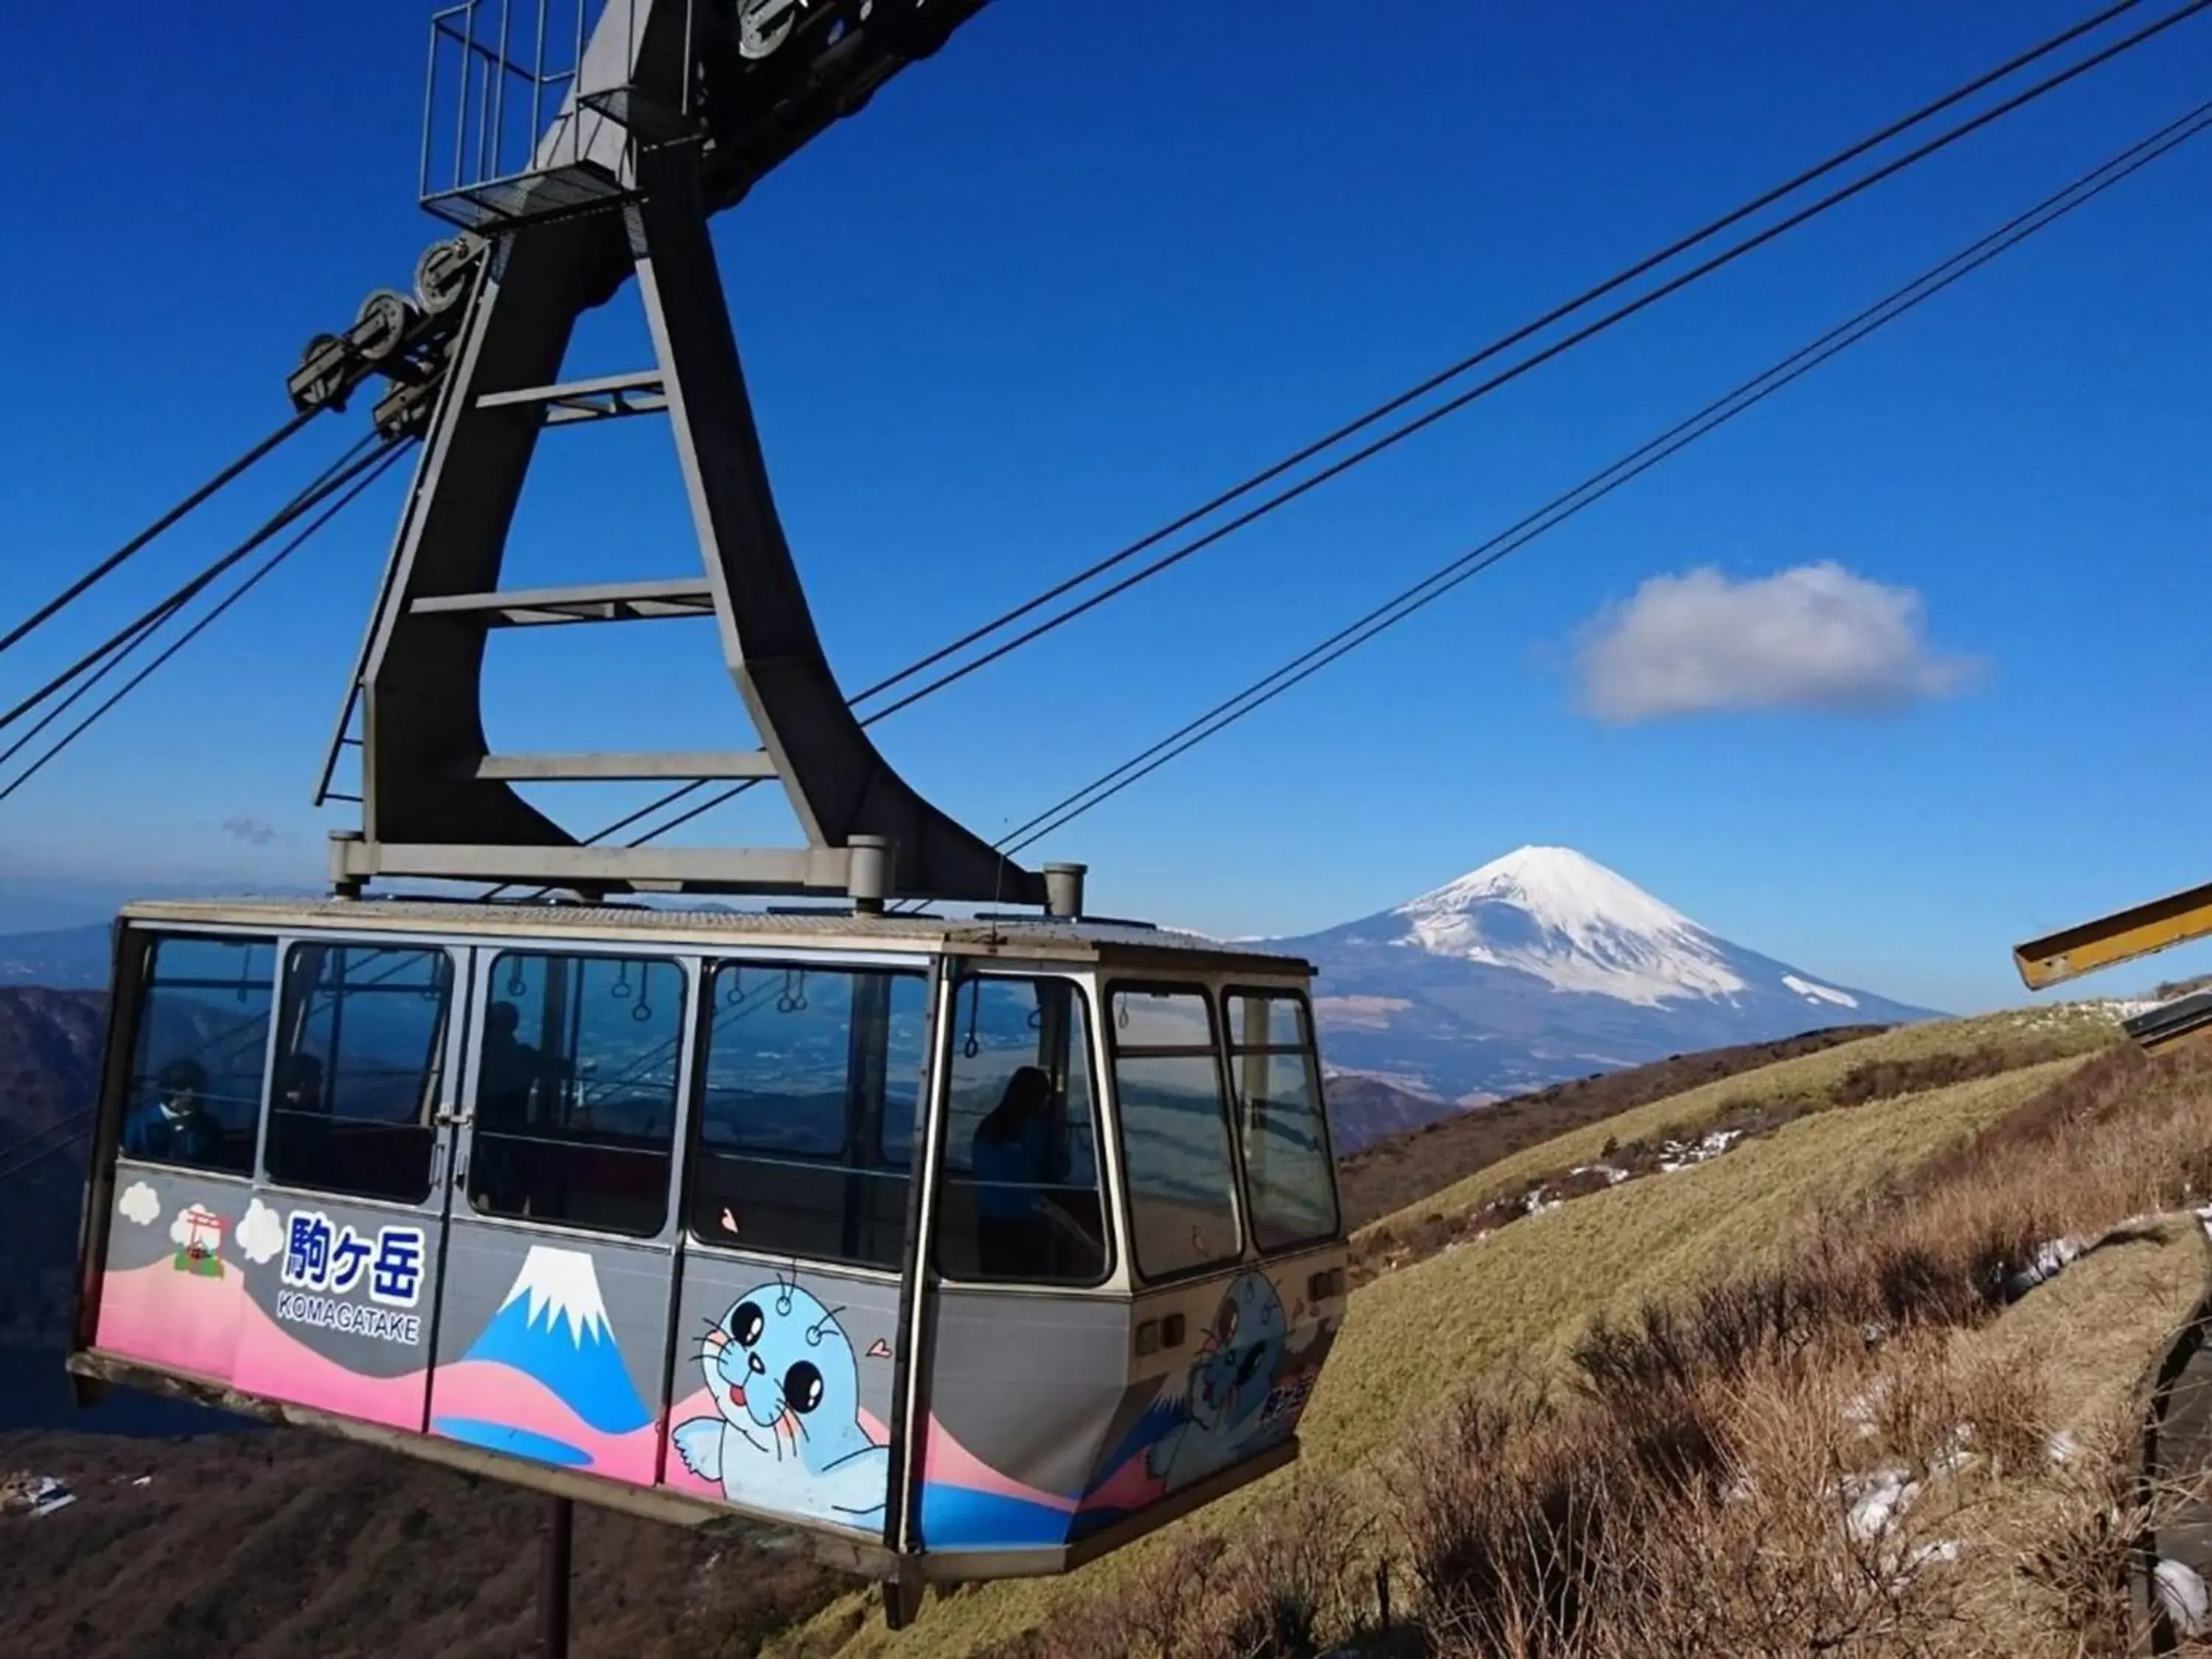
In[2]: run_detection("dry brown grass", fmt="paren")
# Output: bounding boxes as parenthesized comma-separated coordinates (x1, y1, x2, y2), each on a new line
(1353, 1007, 2127, 1283)
(967, 1034, 2212, 1659)
(1335, 1025, 1883, 1231)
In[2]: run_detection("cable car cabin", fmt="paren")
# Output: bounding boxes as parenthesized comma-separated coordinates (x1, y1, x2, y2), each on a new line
(67, 899, 1347, 1583)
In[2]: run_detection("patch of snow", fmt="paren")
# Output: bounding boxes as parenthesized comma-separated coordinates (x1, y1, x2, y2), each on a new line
(2004, 1237, 2083, 1300)
(1783, 973, 1860, 1009)
(1846, 1468, 1921, 1542)
(1657, 1127, 1745, 1174)
(2081, 996, 2161, 1020)
(1842, 1380, 1888, 1436)
(1393, 846, 1751, 1006)
(2156, 1559, 2211, 1637)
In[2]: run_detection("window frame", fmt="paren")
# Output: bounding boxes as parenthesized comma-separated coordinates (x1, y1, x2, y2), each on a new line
(930, 971, 1116, 1292)
(1102, 977, 1247, 1285)
(1222, 983, 1341, 1254)
(458, 945, 696, 1242)
(262, 937, 460, 1206)
(679, 953, 932, 1275)
(113, 928, 280, 1181)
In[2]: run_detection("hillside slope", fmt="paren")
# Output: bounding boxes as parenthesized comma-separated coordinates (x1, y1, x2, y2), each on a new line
(0, 989, 105, 1351)
(813, 1006, 2158, 1657)
(1334, 1021, 1882, 1228)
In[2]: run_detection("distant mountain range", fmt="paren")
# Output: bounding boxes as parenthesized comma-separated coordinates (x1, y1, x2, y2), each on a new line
(0, 924, 109, 990)
(0, 850, 1938, 1160)
(0, 987, 105, 1352)
(1269, 846, 1939, 1133)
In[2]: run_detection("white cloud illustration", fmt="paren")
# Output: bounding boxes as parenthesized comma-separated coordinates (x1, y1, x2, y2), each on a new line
(117, 1181, 160, 1227)
(1574, 563, 1977, 723)
(234, 1199, 283, 1266)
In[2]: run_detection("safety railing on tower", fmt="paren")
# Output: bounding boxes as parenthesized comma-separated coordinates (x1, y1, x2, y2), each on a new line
(420, 0, 698, 229)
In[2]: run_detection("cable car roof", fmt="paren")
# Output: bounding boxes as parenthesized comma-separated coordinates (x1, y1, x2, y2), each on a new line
(114, 896, 1315, 977)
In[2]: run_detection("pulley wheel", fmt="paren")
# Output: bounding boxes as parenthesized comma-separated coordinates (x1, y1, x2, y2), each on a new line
(293, 333, 350, 411)
(352, 289, 417, 364)
(414, 236, 479, 317)
(737, 0, 799, 60)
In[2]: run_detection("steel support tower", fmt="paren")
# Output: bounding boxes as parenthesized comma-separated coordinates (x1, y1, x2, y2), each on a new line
(308, 0, 1038, 910)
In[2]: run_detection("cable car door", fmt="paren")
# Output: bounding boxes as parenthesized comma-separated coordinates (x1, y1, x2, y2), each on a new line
(424, 945, 695, 1489)
(228, 936, 467, 1430)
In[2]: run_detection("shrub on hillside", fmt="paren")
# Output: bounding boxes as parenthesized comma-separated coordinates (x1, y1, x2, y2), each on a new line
(1012, 1038, 2212, 1659)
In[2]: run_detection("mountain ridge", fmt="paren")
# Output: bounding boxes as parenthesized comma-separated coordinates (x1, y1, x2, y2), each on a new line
(1273, 845, 1938, 1114)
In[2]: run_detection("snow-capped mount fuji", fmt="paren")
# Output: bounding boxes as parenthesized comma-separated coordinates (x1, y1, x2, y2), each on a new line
(1394, 847, 1756, 1006)
(1267, 846, 1938, 1135)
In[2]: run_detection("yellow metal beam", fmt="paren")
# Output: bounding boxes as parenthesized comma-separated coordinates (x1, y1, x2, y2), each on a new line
(2014, 877, 2212, 990)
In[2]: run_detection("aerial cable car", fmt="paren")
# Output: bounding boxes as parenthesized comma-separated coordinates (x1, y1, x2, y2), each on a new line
(67, 0, 1348, 1620)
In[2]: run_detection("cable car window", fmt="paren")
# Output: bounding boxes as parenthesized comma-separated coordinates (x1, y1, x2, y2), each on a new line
(266, 944, 453, 1203)
(689, 964, 927, 1271)
(119, 933, 275, 1177)
(1225, 990, 1339, 1251)
(1107, 984, 1242, 1281)
(467, 953, 685, 1238)
(934, 978, 1108, 1286)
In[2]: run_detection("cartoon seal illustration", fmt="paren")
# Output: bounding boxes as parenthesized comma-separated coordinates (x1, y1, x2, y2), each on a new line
(1146, 1270, 1289, 1489)
(671, 1274, 889, 1526)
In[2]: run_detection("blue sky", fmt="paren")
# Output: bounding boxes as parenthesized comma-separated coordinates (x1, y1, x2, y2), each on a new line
(4, 1, 2211, 1013)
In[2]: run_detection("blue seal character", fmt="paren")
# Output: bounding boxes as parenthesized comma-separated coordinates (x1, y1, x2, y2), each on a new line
(1147, 1271, 1290, 1490)
(670, 1275, 890, 1527)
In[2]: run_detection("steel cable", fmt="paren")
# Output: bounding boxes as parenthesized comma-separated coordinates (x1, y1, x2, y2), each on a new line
(0, 442, 411, 801)
(993, 99, 2212, 860)
(0, 406, 324, 659)
(575, 0, 2208, 864)
(1, 430, 389, 736)
(844, 0, 2158, 710)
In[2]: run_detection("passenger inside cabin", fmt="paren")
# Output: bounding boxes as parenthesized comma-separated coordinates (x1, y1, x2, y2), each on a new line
(476, 1000, 543, 1127)
(122, 1058, 218, 1166)
(277, 1052, 324, 1116)
(971, 1065, 1068, 1276)
(269, 1051, 329, 1184)
(473, 999, 546, 1213)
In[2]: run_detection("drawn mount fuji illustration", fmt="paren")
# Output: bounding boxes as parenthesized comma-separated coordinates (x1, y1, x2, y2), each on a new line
(434, 1245, 654, 1470)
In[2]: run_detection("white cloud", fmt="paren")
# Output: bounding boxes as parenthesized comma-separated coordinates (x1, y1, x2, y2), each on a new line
(1574, 563, 1976, 723)
(235, 1198, 283, 1266)
(117, 1180, 160, 1227)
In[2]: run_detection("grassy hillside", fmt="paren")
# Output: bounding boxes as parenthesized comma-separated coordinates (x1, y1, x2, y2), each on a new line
(1363, 1005, 2120, 1256)
(1334, 1022, 1882, 1229)
(810, 1004, 2192, 1658)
